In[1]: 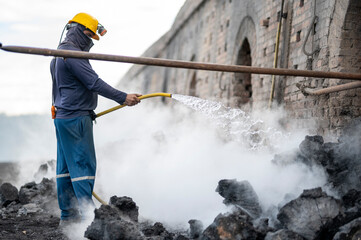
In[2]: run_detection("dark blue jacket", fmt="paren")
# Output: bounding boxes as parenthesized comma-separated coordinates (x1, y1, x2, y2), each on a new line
(50, 24, 127, 119)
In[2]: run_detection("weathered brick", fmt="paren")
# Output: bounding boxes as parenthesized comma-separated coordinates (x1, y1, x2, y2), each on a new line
(119, 0, 361, 138)
(352, 98, 361, 107)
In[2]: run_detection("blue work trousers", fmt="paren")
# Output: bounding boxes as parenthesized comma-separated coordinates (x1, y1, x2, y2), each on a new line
(54, 115, 96, 220)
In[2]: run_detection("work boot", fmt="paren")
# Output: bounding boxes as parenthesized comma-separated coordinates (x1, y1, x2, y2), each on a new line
(58, 218, 81, 229)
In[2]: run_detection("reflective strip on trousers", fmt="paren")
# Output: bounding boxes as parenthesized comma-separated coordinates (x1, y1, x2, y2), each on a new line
(71, 176, 95, 182)
(56, 173, 70, 179)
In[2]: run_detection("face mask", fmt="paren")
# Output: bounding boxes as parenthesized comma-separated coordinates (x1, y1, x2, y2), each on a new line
(62, 24, 95, 52)
(84, 40, 94, 52)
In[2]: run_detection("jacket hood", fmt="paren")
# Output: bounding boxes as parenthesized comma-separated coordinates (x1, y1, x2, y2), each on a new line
(60, 24, 94, 52)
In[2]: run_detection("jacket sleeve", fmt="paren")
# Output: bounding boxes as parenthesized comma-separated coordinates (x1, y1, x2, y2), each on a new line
(66, 58, 127, 105)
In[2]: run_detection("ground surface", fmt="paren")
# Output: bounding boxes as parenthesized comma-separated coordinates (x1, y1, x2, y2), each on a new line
(0, 212, 68, 240)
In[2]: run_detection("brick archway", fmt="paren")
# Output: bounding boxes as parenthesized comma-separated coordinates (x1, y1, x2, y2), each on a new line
(230, 16, 256, 109)
(233, 39, 252, 105)
(326, 0, 361, 134)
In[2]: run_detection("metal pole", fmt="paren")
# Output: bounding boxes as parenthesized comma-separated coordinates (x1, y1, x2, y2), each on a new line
(269, 0, 285, 108)
(1, 44, 361, 80)
(299, 81, 361, 96)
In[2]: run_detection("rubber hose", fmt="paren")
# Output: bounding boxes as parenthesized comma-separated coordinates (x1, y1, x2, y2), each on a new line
(95, 92, 172, 118)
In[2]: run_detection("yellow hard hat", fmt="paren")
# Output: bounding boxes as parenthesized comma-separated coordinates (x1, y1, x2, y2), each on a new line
(69, 13, 100, 40)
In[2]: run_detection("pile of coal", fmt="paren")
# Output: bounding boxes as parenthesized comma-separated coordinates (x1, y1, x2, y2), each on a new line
(83, 118, 361, 240)
(0, 178, 67, 239)
(196, 179, 361, 239)
(197, 117, 361, 240)
(1, 119, 360, 239)
(84, 196, 189, 240)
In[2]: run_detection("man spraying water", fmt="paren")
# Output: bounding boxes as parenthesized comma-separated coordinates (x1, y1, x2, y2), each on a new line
(50, 12, 141, 227)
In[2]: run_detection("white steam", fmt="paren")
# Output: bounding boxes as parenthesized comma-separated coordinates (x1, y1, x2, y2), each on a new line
(6, 94, 328, 231)
(93, 96, 327, 228)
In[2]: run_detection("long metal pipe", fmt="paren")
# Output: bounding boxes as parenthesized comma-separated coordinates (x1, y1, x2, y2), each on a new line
(1, 44, 361, 80)
(299, 81, 361, 96)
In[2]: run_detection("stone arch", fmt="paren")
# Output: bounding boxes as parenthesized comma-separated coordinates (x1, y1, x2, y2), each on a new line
(326, 0, 361, 134)
(231, 16, 257, 109)
(328, 0, 361, 73)
(340, 0, 361, 121)
(233, 38, 252, 105)
(339, 0, 361, 72)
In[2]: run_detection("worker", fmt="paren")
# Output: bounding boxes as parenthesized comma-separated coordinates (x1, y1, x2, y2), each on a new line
(50, 12, 141, 226)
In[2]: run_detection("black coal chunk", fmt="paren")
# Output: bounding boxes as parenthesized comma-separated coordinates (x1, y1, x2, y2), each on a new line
(201, 211, 265, 240)
(18, 178, 56, 205)
(315, 188, 361, 239)
(216, 179, 262, 218)
(0, 182, 19, 207)
(277, 187, 341, 240)
(141, 222, 174, 239)
(85, 196, 144, 240)
(299, 135, 328, 166)
(272, 119, 361, 198)
(188, 219, 203, 239)
(332, 217, 361, 240)
(265, 229, 306, 240)
(109, 195, 139, 222)
(327, 117, 361, 195)
(342, 189, 361, 209)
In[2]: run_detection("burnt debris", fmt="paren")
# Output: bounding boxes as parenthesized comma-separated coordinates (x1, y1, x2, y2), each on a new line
(1, 118, 361, 239)
(0, 182, 19, 207)
(277, 187, 342, 240)
(216, 179, 262, 218)
(0, 178, 67, 240)
(84, 196, 188, 240)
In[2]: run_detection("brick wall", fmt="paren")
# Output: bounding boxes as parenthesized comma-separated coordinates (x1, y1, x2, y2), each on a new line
(119, 0, 361, 139)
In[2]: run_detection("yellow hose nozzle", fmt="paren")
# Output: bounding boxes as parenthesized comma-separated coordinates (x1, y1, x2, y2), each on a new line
(95, 92, 172, 118)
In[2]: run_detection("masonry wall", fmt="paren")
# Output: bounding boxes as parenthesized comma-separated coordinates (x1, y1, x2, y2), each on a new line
(119, 0, 361, 139)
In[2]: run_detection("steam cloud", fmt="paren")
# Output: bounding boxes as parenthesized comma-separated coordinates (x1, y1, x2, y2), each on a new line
(92, 96, 327, 228)
(2, 94, 329, 232)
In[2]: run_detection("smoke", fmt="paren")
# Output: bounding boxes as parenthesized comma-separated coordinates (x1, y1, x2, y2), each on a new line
(60, 202, 96, 240)
(0, 113, 56, 187)
(3, 94, 328, 231)
(0, 114, 55, 161)
(92, 96, 327, 228)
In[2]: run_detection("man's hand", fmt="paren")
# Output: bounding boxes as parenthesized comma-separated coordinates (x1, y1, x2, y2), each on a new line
(124, 93, 142, 106)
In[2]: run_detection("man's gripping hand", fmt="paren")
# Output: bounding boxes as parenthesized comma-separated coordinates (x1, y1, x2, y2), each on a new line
(124, 94, 142, 106)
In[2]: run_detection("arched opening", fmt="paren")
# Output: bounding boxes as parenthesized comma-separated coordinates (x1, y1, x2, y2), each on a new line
(233, 38, 252, 106)
(189, 73, 197, 97)
(340, 0, 361, 72)
(337, 0, 361, 121)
